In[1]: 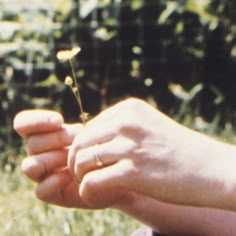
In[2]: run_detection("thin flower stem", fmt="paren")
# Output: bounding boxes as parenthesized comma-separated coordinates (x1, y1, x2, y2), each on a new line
(68, 59, 86, 126)
(69, 84, 86, 126)
(69, 59, 79, 91)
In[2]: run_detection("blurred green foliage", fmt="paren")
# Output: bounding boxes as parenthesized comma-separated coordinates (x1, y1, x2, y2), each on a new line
(1, 0, 236, 169)
(1, 1, 236, 235)
(0, 168, 141, 235)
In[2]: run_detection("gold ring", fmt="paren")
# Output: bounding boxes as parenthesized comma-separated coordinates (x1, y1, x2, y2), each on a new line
(93, 147, 103, 167)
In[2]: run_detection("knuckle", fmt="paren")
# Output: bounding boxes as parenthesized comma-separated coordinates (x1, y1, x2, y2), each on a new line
(123, 97, 143, 108)
(71, 134, 83, 150)
(35, 186, 46, 201)
(74, 151, 90, 177)
(75, 157, 87, 172)
(115, 98, 144, 116)
(124, 161, 140, 177)
(54, 129, 65, 147)
(115, 110, 136, 128)
(21, 157, 46, 182)
(118, 159, 140, 178)
(123, 98, 150, 115)
(25, 137, 37, 155)
(81, 174, 99, 204)
(82, 175, 96, 192)
(116, 110, 141, 135)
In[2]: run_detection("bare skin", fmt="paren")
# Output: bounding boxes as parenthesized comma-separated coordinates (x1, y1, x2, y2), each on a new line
(68, 98, 236, 211)
(14, 99, 236, 235)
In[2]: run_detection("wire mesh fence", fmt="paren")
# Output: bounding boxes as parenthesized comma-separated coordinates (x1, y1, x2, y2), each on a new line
(1, 0, 236, 169)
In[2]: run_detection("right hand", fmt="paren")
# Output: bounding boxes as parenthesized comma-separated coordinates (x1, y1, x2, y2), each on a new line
(67, 98, 236, 210)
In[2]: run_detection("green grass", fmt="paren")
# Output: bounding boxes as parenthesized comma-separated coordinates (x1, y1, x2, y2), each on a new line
(2, 109, 235, 236)
(0, 167, 141, 236)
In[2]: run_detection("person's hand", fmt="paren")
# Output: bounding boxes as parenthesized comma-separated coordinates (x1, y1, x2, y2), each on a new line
(13, 107, 236, 235)
(68, 98, 236, 209)
(13, 110, 133, 209)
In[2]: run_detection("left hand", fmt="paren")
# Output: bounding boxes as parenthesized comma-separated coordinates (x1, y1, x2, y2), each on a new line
(14, 110, 133, 209)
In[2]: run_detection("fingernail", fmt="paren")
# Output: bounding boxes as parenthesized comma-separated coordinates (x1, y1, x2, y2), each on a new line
(21, 158, 46, 181)
(21, 158, 37, 172)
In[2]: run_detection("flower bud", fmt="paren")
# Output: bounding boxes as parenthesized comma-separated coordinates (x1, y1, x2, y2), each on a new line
(64, 76, 73, 86)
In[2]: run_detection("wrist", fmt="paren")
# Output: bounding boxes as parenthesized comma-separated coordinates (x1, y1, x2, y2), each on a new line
(186, 133, 236, 211)
(112, 191, 137, 210)
(208, 141, 236, 211)
(113, 193, 161, 233)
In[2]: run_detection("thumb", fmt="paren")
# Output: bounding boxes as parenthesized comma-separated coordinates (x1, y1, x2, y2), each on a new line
(79, 160, 134, 207)
(14, 109, 64, 138)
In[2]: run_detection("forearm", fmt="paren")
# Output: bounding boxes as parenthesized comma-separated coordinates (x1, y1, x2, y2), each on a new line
(182, 132, 236, 211)
(114, 193, 236, 235)
(113, 193, 161, 233)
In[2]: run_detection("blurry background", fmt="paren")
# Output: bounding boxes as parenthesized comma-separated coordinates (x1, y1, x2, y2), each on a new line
(1, 0, 236, 235)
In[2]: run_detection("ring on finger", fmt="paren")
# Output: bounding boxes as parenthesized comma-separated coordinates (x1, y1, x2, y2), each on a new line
(93, 145, 104, 167)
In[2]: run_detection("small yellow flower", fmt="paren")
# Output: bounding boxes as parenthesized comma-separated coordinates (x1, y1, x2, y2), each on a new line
(58, 45, 87, 125)
(71, 46, 81, 57)
(72, 87, 78, 93)
(57, 50, 71, 61)
(57, 46, 81, 61)
(80, 112, 89, 122)
(64, 76, 73, 86)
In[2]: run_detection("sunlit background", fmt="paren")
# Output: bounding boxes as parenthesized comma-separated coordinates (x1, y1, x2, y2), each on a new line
(1, 0, 236, 235)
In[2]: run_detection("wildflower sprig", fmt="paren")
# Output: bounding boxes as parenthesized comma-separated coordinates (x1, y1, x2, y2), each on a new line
(57, 46, 88, 125)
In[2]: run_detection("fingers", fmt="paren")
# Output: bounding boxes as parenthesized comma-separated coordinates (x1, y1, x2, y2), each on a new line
(14, 109, 64, 138)
(35, 167, 132, 209)
(79, 184, 132, 209)
(79, 160, 137, 206)
(67, 98, 129, 151)
(22, 149, 68, 182)
(26, 124, 83, 155)
(68, 118, 119, 154)
(35, 168, 88, 208)
(68, 98, 149, 173)
(67, 115, 120, 173)
(73, 98, 143, 147)
(72, 136, 137, 182)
